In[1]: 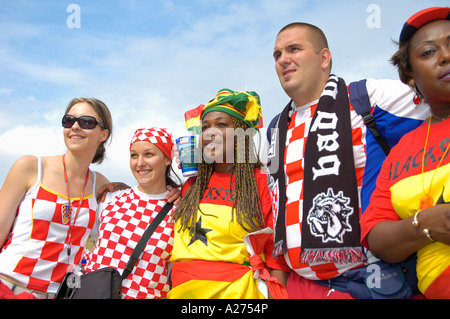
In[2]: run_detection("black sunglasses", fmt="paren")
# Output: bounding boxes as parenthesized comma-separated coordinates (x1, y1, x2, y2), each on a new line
(62, 115, 104, 130)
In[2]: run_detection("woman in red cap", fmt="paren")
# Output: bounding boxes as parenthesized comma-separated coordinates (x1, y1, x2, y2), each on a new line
(360, 7, 450, 299)
(84, 127, 181, 299)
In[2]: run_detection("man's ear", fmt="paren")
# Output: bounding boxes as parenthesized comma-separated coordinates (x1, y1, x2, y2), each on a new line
(320, 48, 332, 72)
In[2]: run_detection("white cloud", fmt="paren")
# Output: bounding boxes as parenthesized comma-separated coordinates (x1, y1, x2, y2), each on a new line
(0, 125, 65, 156)
(0, 88, 13, 95)
(0, 48, 87, 85)
(0, 0, 445, 188)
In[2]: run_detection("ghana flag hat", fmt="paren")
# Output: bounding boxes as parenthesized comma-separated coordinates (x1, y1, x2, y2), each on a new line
(399, 7, 450, 43)
(130, 127, 174, 160)
(184, 89, 263, 133)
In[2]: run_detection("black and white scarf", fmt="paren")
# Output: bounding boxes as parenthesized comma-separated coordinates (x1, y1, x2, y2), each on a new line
(268, 75, 366, 264)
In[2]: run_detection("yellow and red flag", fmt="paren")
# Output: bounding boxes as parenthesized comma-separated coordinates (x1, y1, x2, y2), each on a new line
(184, 104, 204, 133)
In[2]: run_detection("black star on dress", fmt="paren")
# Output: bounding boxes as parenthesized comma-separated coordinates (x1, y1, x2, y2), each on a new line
(188, 216, 212, 246)
(436, 187, 448, 205)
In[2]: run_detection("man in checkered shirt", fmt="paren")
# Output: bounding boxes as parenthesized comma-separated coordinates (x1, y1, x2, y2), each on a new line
(267, 22, 430, 298)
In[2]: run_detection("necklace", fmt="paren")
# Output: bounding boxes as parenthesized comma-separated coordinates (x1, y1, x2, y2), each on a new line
(62, 154, 90, 258)
(432, 113, 450, 121)
(420, 117, 450, 209)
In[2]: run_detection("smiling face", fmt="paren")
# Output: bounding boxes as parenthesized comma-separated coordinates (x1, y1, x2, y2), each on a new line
(130, 141, 171, 194)
(201, 111, 235, 173)
(409, 20, 450, 110)
(63, 102, 109, 157)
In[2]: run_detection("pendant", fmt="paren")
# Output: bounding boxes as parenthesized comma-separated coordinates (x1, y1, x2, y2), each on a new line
(62, 204, 72, 225)
(420, 195, 434, 210)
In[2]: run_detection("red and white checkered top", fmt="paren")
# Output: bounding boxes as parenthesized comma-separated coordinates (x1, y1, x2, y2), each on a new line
(282, 99, 366, 280)
(278, 79, 431, 280)
(85, 187, 174, 299)
(130, 127, 174, 160)
(0, 157, 98, 294)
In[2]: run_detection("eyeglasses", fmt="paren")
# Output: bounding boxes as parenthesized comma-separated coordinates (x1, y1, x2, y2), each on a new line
(62, 115, 105, 130)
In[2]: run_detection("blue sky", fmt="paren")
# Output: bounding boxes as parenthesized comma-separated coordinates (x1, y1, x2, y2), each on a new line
(0, 0, 445, 187)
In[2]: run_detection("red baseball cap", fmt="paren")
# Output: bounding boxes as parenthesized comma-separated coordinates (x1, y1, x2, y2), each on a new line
(399, 7, 450, 43)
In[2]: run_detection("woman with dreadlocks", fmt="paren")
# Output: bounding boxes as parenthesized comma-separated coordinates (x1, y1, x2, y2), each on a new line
(168, 89, 289, 299)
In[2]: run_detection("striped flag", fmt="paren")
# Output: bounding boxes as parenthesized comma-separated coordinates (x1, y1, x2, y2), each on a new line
(184, 104, 204, 133)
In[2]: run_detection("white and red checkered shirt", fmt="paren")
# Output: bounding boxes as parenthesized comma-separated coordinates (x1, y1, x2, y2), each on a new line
(279, 79, 431, 280)
(85, 187, 174, 299)
(282, 99, 366, 280)
(0, 157, 98, 294)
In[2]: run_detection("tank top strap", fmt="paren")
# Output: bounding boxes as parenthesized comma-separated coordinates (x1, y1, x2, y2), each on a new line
(25, 156, 43, 196)
(91, 170, 97, 195)
(36, 156, 43, 183)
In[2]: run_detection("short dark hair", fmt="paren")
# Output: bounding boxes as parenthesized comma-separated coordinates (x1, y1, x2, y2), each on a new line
(278, 22, 330, 53)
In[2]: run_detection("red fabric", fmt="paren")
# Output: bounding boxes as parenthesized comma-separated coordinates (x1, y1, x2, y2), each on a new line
(249, 255, 288, 299)
(181, 170, 290, 273)
(129, 127, 174, 160)
(424, 266, 450, 299)
(0, 282, 36, 299)
(287, 272, 353, 299)
(170, 260, 248, 288)
(407, 7, 450, 28)
(247, 231, 288, 299)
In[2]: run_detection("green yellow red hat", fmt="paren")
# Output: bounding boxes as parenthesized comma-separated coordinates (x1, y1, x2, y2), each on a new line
(184, 89, 263, 133)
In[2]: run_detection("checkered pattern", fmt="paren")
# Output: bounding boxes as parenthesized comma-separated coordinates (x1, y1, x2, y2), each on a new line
(130, 127, 174, 160)
(0, 166, 97, 294)
(282, 100, 366, 280)
(85, 187, 174, 299)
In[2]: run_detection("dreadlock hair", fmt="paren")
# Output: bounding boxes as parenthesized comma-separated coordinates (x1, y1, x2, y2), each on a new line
(172, 116, 265, 238)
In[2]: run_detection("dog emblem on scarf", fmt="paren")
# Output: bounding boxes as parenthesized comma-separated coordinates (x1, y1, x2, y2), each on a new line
(306, 188, 353, 243)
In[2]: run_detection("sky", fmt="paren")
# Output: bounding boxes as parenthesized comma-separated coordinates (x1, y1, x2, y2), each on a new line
(0, 0, 446, 188)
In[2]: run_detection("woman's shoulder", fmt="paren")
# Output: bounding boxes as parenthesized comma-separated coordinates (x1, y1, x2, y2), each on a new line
(93, 171, 111, 194)
(14, 154, 38, 167)
(5, 155, 40, 192)
(11, 155, 40, 177)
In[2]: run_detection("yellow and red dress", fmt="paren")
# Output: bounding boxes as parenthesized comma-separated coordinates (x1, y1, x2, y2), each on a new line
(168, 169, 288, 299)
(361, 119, 450, 298)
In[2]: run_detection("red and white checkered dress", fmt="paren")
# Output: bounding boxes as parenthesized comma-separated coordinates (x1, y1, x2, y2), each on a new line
(0, 157, 98, 294)
(85, 187, 174, 299)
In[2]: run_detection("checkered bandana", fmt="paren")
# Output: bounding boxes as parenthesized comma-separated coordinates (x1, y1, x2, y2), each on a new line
(130, 128, 174, 160)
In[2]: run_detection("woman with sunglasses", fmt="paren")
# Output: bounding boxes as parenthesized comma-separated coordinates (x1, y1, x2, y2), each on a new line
(0, 98, 112, 299)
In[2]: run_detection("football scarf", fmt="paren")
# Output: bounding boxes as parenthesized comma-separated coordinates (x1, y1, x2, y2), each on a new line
(270, 75, 366, 264)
